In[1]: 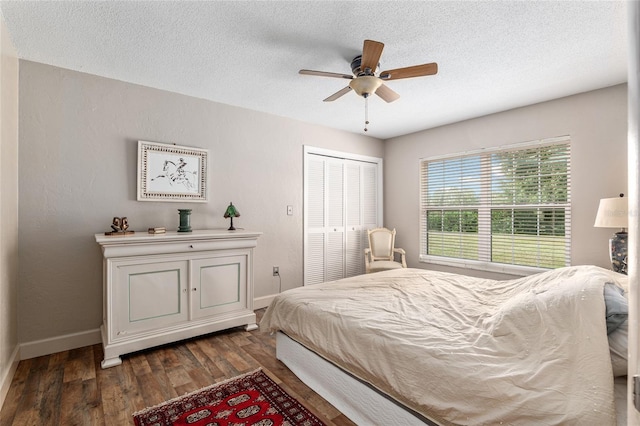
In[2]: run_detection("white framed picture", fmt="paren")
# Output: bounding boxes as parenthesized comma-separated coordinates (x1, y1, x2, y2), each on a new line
(137, 140, 208, 202)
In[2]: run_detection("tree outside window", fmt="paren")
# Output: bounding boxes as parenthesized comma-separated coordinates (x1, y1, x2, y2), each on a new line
(421, 138, 570, 271)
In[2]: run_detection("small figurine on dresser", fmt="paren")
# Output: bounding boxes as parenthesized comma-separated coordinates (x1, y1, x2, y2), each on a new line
(105, 216, 135, 236)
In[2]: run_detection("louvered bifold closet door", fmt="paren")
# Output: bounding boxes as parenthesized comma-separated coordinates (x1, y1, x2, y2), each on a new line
(361, 162, 379, 258)
(345, 161, 380, 277)
(305, 157, 326, 285)
(345, 161, 363, 277)
(304, 149, 382, 285)
(326, 159, 345, 282)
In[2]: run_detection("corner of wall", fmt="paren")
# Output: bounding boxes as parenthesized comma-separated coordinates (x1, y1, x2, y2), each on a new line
(19, 328, 102, 361)
(0, 12, 20, 412)
(0, 345, 19, 409)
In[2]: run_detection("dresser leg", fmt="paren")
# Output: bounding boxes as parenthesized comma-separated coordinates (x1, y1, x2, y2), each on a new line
(245, 323, 258, 331)
(101, 356, 123, 369)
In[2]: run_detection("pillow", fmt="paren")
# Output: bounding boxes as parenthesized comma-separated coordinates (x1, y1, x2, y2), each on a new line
(604, 282, 628, 334)
(609, 320, 628, 377)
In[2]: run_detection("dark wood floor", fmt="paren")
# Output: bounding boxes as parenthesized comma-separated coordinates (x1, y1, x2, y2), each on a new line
(0, 310, 356, 426)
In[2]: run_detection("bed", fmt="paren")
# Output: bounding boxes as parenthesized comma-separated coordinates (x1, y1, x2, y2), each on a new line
(260, 265, 628, 425)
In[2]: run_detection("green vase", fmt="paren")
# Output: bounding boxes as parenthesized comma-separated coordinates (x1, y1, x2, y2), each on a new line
(177, 209, 192, 232)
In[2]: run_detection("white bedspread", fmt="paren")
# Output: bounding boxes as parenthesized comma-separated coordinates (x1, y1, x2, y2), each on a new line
(261, 266, 622, 425)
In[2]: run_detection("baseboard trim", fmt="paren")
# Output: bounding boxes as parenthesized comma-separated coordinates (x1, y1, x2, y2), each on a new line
(16, 298, 276, 363)
(0, 344, 19, 412)
(253, 295, 275, 310)
(17, 300, 276, 362)
(20, 328, 102, 360)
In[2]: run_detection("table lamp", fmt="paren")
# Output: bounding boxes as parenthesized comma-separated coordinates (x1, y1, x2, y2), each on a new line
(224, 202, 240, 231)
(594, 194, 628, 274)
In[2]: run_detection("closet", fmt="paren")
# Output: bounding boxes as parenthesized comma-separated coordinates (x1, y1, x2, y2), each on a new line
(304, 147, 382, 285)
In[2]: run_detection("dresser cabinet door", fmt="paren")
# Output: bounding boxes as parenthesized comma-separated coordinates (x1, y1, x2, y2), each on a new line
(112, 260, 189, 340)
(190, 254, 247, 320)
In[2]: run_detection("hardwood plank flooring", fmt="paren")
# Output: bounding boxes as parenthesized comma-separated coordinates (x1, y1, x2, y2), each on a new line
(0, 310, 356, 426)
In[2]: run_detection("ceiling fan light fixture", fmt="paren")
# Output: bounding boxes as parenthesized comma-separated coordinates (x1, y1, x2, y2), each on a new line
(299, 39, 438, 133)
(349, 76, 383, 97)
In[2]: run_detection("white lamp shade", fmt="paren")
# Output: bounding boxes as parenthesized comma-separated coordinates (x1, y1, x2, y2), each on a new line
(594, 197, 628, 229)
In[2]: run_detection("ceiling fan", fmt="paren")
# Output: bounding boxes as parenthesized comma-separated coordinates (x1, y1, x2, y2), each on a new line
(299, 39, 438, 103)
(299, 39, 437, 131)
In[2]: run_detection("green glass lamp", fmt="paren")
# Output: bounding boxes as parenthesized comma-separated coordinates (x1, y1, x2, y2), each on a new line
(224, 202, 240, 231)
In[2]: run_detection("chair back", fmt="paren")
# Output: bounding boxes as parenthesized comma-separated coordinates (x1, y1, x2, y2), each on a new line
(368, 228, 396, 261)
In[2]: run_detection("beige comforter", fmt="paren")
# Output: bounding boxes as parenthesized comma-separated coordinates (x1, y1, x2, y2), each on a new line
(261, 266, 622, 425)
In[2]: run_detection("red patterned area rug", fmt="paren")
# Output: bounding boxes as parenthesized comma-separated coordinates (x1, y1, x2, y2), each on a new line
(133, 368, 327, 426)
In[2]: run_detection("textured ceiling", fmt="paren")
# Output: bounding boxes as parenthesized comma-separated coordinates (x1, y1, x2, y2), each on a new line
(0, 1, 628, 139)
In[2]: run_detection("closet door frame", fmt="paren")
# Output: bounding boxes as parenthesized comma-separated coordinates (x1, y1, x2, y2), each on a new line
(303, 146, 383, 285)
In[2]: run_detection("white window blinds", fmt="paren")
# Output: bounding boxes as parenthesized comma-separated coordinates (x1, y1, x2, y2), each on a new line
(420, 137, 571, 272)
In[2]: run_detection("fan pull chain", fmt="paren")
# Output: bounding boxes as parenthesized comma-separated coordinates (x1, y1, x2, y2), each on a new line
(364, 95, 370, 132)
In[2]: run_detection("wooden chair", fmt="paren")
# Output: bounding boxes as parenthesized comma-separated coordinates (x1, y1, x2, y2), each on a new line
(364, 227, 407, 273)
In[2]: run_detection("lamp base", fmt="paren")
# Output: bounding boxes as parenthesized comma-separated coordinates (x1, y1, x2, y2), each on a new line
(610, 231, 627, 274)
(227, 217, 236, 231)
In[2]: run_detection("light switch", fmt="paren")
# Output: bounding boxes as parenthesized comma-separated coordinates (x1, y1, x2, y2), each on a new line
(287, 205, 293, 216)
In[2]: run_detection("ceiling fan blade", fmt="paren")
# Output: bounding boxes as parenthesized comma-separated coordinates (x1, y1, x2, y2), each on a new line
(375, 83, 400, 103)
(361, 40, 384, 73)
(379, 63, 438, 80)
(323, 86, 352, 102)
(299, 69, 353, 79)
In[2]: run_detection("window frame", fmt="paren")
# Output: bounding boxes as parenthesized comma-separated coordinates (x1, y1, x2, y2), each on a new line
(419, 136, 571, 276)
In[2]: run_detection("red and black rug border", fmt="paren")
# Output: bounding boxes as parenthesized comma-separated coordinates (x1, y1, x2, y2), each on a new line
(133, 368, 326, 426)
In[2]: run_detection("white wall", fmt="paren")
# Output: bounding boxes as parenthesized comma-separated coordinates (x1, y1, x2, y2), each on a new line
(0, 14, 19, 408)
(17, 61, 383, 350)
(384, 84, 628, 279)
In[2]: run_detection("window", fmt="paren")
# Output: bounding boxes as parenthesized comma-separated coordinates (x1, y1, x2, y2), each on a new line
(420, 137, 571, 274)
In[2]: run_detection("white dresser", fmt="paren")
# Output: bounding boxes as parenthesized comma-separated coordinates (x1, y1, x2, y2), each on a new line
(95, 229, 262, 368)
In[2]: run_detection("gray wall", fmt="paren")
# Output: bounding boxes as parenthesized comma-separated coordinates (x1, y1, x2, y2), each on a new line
(384, 84, 628, 279)
(14, 61, 630, 353)
(17, 60, 383, 345)
(0, 15, 19, 405)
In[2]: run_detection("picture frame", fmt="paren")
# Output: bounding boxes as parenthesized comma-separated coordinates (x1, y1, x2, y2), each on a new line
(137, 140, 208, 202)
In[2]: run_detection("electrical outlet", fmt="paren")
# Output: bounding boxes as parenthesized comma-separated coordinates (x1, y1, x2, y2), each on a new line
(273, 266, 279, 276)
